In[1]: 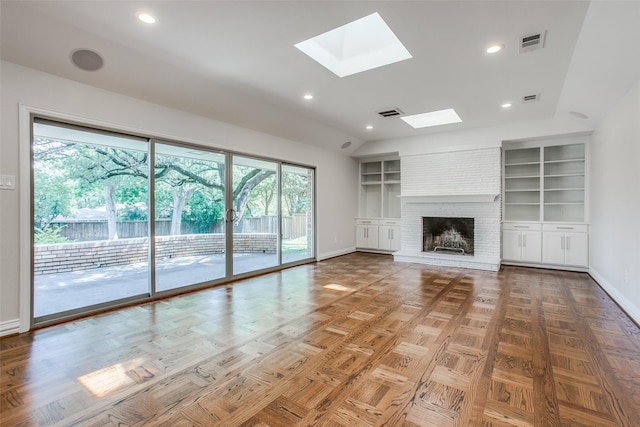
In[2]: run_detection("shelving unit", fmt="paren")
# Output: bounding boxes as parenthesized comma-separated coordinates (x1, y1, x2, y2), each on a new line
(357, 157, 401, 252)
(359, 158, 401, 219)
(502, 140, 589, 269)
(543, 144, 585, 222)
(504, 147, 541, 222)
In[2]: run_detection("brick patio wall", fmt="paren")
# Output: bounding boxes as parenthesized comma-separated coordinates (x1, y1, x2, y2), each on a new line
(34, 233, 277, 275)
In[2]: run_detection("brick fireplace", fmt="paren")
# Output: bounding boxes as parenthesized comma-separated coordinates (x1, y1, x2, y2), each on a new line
(393, 148, 501, 271)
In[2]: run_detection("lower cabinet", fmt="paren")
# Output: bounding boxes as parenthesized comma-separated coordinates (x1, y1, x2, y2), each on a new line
(356, 218, 400, 252)
(378, 220, 401, 251)
(503, 222, 588, 268)
(502, 223, 542, 263)
(356, 223, 379, 249)
(542, 224, 588, 267)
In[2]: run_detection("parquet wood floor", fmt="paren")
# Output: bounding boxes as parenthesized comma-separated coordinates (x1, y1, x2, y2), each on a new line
(2, 253, 639, 426)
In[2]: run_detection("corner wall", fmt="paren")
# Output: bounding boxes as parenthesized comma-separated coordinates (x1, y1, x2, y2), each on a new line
(589, 78, 640, 323)
(0, 60, 358, 334)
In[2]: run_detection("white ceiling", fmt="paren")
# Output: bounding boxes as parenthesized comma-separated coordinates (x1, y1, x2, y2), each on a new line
(2, 1, 639, 154)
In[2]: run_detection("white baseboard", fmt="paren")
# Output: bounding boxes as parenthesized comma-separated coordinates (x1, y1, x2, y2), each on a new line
(589, 267, 640, 325)
(317, 247, 356, 261)
(0, 319, 21, 337)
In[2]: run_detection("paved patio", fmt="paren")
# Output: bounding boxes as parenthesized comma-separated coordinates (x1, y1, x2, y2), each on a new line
(34, 252, 308, 318)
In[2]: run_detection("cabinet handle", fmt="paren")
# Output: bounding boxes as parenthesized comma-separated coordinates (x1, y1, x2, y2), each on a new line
(557, 226, 574, 230)
(523, 234, 527, 247)
(566, 236, 570, 250)
(391, 229, 394, 239)
(514, 226, 529, 229)
(561, 236, 565, 250)
(518, 234, 522, 247)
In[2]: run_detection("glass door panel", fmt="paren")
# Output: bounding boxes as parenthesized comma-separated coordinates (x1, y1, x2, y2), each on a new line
(32, 120, 150, 320)
(154, 143, 226, 292)
(281, 165, 315, 263)
(232, 156, 279, 275)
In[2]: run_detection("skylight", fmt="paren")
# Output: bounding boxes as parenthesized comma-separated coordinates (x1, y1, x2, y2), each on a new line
(294, 12, 412, 78)
(400, 108, 462, 129)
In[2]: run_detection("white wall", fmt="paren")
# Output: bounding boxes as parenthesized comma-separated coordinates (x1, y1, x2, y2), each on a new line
(589, 77, 640, 323)
(0, 61, 358, 333)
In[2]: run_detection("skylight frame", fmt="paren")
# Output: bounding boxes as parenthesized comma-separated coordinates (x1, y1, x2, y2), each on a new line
(294, 12, 412, 78)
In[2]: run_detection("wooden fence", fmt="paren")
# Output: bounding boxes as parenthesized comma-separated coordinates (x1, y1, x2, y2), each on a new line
(50, 214, 308, 242)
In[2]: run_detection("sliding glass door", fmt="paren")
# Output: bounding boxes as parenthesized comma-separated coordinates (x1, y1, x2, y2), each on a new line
(31, 119, 315, 324)
(154, 143, 227, 292)
(231, 156, 279, 275)
(32, 120, 150, 320)
(281, 165, 315, 264)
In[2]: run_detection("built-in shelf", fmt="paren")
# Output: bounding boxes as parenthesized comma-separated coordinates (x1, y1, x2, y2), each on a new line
(359, 158, 401, 219)
(503, 142, 586, 223)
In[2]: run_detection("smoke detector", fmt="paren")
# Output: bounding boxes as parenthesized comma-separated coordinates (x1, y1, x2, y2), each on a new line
(519, 31, 546, 53)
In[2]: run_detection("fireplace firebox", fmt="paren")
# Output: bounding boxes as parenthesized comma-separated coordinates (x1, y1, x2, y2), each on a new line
(422, 217, 474, 255)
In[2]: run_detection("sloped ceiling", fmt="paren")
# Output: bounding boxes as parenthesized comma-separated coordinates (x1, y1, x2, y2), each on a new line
(1, 1, 639, 154)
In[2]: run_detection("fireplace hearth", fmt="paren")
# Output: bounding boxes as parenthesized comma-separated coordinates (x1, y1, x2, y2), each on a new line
(422, 217, 474, 256)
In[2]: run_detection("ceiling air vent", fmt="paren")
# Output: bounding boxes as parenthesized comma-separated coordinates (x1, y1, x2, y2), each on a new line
(519, 31, 546, 53)
(522, 94, 540, 103)
(378, 108, 404, 117)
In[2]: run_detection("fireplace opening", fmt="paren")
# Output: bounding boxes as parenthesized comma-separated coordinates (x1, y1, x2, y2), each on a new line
(422, 217, 474, 256)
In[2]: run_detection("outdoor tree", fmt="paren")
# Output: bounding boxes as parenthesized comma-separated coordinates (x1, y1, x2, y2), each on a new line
(33, 134, 276, 239)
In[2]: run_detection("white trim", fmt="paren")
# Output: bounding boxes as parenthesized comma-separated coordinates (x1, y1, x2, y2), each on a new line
(19, 105, 32, 333)
(317, 247, 356, 261)
(399, 194, 499, 203)
(0, 319, 21, 337)
(589, 267, 640, 325)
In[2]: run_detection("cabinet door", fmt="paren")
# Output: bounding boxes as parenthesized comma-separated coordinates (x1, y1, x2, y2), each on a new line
(356, 225, 369, 248)
(564, 232, 588, 267)
(521, 231, 542, 263)
(389, 226, 401, 251)
(543, 232, 565, 264)
(367, 226, 379, 249)
(356, 225, 379, 249)
(379, 226, 401, 251)
(378, 226, 392, 250)
(502, 230, 522, 261)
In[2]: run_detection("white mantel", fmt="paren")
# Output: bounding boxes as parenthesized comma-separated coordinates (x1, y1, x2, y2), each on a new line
(399, 194, 499, 203)
(394, 148, 502, 271)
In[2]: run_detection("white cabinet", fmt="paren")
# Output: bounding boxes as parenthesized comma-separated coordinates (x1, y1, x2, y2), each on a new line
(502, 223, 542, 263)
(503, 139, 590, 270)
(356, 219, 379, 249)
(542, 224, 588, 267)
(356, 158, 401, 253)
(356, 219, 401, 252)
(378, 220, 401, 251)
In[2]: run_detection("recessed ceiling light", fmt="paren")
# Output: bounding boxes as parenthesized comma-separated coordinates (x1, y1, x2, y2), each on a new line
(303, 94, 314, 100)
(365, 125, 374, 130)
(137, 13, 156, 24)
(501, 103, 512, 109)
(400, 108, 462, 129)
(294, 12, 412, 78)
(486, 44, 504, 54)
